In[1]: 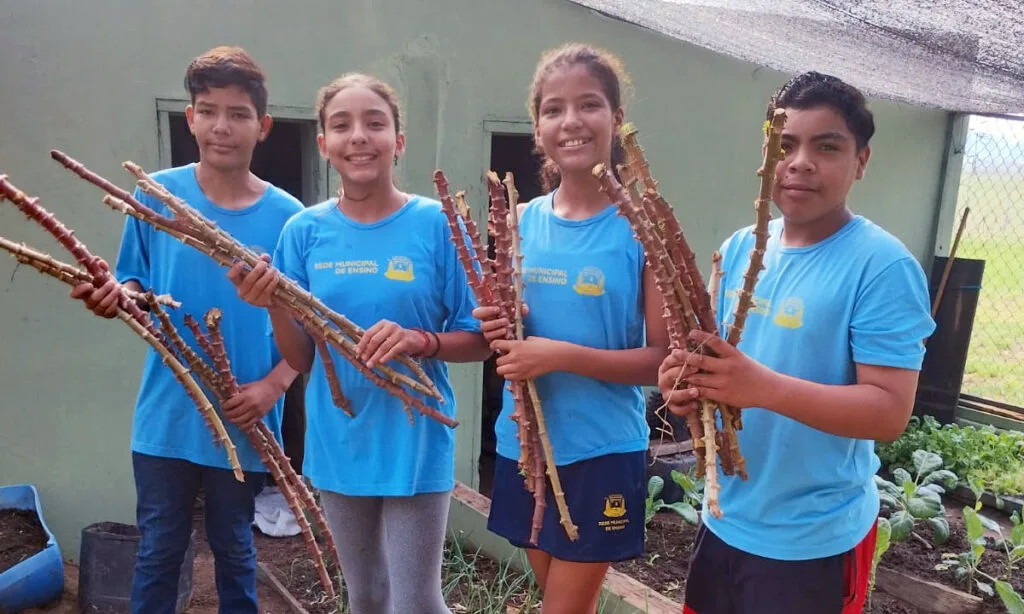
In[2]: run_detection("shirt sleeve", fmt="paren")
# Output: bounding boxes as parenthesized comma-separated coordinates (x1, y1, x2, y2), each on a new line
(267, 217, 309, 338)
(272, 217, 309, 292)
(439, 216, 481, 334)
(113, 187, 152, 287)
(850, 257, 936, 370)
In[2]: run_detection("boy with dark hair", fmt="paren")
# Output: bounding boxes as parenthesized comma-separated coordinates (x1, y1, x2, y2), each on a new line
(658, 71, 935, 614)
(71, 46, 302, 613)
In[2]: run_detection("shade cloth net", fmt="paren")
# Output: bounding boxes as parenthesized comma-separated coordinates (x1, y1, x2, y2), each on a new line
(569, 0, 1024, 114)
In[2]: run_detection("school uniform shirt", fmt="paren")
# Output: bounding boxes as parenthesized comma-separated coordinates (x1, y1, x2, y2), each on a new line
(706, 215, 936, 561)
(115, 163, 304, 472)
(272, 196, 479, 496)
(494, 192, 649, 466)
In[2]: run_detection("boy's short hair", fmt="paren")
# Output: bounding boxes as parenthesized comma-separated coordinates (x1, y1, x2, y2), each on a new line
(184, 46, 268, 117)
(768, 71, 875, 150)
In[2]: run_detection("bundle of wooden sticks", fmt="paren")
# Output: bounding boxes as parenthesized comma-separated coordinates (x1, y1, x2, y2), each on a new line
(432, 170, 578, 545)
(48, 150, 448, 428)
(0, 174, 342, 599)
(592, 109, 788, 517)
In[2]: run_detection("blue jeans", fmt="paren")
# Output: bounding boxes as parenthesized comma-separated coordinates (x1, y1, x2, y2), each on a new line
(131, 452, 264, 614)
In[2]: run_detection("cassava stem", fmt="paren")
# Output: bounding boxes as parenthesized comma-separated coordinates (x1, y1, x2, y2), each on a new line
(198, 310, 341, 601)
(433, 168, 577, 543)
(725, 109, 786, 348)
(504, 171, 578, 542)
(0, 237, 178, 308)
(0, 175, 243, 480)
(50, 151, 451, 428)
(709, 251, 723, 320)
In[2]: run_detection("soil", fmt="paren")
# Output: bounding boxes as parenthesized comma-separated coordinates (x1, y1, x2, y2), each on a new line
(0, 508, 48, 575)
(252, 526, 542, 614)
(611, 506, 1023, 614)
(611, 513, 698, 603)
(19, 500, 536, 614)
(872, 509, 1024, 614)
(251, 523, 338, 613)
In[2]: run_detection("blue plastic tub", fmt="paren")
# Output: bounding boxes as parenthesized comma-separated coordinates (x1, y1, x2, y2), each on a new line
(0, 484, 65, 612)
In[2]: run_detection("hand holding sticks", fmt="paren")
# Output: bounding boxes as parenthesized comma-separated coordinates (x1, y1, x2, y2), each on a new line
(174, 307, 342, 602)
(0, 175, 244, 481)
(592, 110, 787, 518)
(48, 151, 454, 428)
(433, 170, 578, 544)
(0, 182, 341, 598)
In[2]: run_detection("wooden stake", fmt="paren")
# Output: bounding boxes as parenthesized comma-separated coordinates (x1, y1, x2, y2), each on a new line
(931, 207, 971, 319)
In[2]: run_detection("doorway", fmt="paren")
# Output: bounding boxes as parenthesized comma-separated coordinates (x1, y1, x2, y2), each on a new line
(478, 132, 543, 496)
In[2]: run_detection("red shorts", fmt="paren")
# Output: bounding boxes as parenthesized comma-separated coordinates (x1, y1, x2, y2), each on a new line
(682, 520, 879, 614)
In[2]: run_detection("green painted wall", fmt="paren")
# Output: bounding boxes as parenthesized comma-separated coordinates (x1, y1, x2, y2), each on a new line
(0, 0, 954, 560)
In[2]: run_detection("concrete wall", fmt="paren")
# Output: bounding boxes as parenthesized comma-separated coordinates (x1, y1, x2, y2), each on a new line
(0, 0, 953, 559)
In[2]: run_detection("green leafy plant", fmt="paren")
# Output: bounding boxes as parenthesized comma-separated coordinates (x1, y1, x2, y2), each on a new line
(877, 415, 1024, 497)
(669, 468, 704, 525)
(936, 507, 1024, 612)
(875, 450, 957, 545)
(645, 475, 698, 526)
(867, 517, 893, 612)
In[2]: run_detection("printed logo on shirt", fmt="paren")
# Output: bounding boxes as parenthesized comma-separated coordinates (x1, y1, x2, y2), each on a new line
(384, 256, 415, 282)
(573, 266, 606, 296)
(773, 296, 804, 329)
(312, 260, 380, 275)
(524, 267, 569, 286)
(599, 494, 630, 532)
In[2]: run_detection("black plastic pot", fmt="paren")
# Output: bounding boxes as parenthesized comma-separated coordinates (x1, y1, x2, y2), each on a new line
(78, 522, 194, 613)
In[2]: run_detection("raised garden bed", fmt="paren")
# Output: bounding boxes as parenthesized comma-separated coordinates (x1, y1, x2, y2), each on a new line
(250, 484, 681, 614)
(875, 507, 1022, 613)
(877, 415, 1024, 518)
(621, 506, 1021, 614)
(948, 486, 1024, 519)
(612, 514, 696, 604)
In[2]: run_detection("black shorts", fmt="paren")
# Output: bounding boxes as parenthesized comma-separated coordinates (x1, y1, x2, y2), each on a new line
(683, 522, 877, 614)
(487, 451, 646, 563)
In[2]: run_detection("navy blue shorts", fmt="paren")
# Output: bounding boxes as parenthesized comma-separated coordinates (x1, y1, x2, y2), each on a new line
(487, 451, 646, 562)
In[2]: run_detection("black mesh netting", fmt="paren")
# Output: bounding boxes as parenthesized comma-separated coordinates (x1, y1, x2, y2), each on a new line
(569, 0, 1024, 114)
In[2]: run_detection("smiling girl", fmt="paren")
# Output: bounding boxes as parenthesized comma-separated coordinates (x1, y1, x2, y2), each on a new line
(474, 44, 669, 614)
(228, 73, 489, 614)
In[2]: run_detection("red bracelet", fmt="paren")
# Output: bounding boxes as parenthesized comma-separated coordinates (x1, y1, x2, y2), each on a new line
(424, 330, 441, 358)
(411, 328, 432, 357)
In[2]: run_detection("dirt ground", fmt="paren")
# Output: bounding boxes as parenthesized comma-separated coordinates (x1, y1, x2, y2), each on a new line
(611, 514, 696, 604)
(0, 509, 48, 575)
(613, 505, 1021, 614)
(21, 516, 304, 614)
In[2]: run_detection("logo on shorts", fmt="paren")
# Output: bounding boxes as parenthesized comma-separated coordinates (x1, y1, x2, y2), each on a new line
(599, 494, 630, 532)
(603, 494, 626, 518)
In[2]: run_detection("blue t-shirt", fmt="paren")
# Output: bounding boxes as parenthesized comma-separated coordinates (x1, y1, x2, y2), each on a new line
(495, 192, 649, 466)
(704, 215, 936, 560)
(272, 196, 480, 496)
(115, 164, 303, 472)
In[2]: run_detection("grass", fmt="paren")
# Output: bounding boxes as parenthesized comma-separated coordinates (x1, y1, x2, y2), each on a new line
(441, 535, 543, 614)
(949, 165, 1024, 407)
(325, 533, 617, 614)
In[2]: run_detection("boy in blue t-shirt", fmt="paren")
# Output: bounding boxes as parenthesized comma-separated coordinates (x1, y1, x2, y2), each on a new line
(71, 47, 302, 614)
(658, 72, 935, 614)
